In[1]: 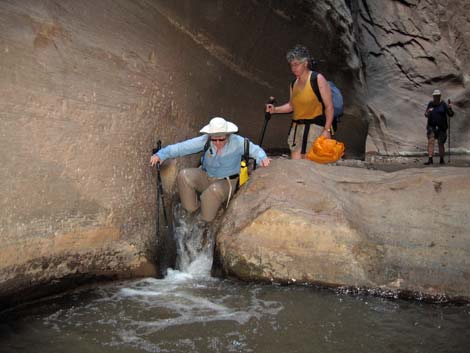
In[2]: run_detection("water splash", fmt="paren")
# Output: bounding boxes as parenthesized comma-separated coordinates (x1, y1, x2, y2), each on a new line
(172, 203, 214, 277)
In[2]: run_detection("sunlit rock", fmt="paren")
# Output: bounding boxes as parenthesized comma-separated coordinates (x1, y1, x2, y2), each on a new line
(215, 159, 470, 300)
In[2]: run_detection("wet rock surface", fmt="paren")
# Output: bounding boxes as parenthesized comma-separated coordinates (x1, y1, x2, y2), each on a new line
(215, 159, 470, 300)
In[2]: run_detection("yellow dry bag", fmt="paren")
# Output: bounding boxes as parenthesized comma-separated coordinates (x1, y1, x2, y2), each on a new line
(239, 160, 249, 186)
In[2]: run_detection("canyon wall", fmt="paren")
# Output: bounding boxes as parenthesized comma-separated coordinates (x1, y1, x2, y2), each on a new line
(0, 0, 363, 306)
(354, 0, 470, 157)
(1, 0, 468, 306)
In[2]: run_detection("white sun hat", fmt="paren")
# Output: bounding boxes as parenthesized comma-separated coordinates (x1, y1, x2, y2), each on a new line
(200, 117, 238, 135)
(432, 89, 441, 96)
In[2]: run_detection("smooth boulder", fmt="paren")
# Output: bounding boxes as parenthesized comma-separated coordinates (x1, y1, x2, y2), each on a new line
(215, 159, 470, 300)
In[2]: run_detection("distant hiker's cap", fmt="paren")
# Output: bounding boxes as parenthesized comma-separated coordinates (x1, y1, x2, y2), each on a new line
(432, 89, 441, 96)
(200, 117, 238, 135)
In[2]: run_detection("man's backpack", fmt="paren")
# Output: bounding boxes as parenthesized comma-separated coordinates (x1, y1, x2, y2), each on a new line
(291, 71, 344, 131)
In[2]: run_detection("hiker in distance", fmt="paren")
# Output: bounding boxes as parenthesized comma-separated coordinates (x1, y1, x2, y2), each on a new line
(424, 89, 454, 165)
(150, 117, 271, 222)
(265, 44, 334, 160)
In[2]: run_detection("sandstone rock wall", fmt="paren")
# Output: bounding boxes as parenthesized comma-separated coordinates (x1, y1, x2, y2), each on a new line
(0, 0, 241, 306)
(353, 0, 470, 156)
(0, 0, 368, 306)
(1, 0, 468, 306)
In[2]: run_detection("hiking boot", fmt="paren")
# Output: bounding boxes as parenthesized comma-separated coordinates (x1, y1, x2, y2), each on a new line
(440, 158, 445, 165)
(424, 158, 433, 165)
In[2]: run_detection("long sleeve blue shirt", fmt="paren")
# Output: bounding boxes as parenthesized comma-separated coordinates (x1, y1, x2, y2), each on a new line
(155, 134, 268, 178)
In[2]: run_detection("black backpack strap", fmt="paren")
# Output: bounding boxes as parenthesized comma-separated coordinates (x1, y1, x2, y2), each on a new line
(290, 78, 296, 90)
(200, 136, 212, 168)
(203, 136, 211, 153)
(310, 71, 323, 105)
(301, 121, 312, 154)
(243, 137, 250, 163)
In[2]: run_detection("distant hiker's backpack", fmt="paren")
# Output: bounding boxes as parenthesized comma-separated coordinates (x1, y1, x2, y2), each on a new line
(291, 71, 344, 131)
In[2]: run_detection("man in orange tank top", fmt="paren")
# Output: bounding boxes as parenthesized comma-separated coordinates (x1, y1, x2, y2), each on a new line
(266, 45, 334, 159)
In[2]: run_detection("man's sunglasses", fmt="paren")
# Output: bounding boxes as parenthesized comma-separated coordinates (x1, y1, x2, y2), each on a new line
(210, 137, 227, 142)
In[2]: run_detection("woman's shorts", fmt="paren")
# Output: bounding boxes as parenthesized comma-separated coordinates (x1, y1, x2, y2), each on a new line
(287, 122, 323, 152)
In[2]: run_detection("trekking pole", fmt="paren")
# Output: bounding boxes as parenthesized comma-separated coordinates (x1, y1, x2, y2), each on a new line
(448, 99, 451, 163)
(258, 96, 276, 147)
(152, 141, 176, 277)
(152, 140, 169, 244)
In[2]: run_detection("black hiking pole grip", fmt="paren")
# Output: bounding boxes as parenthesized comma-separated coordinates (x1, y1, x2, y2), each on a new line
(258, 96, 276, 147)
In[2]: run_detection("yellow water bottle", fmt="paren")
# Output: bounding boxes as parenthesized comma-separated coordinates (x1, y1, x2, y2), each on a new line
(239, 160, 248, 187)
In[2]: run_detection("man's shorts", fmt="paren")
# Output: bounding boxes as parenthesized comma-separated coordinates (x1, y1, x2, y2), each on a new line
(427, 125, 447, 144)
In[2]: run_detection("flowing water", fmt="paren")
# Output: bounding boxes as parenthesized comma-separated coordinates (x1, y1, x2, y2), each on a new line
(1, 207, 470, 353)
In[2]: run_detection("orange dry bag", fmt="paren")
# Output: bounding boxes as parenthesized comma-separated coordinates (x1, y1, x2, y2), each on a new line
(306, 135, 345, 164)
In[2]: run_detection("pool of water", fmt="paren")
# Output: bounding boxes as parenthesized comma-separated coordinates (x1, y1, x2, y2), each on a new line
(1, 273, 469, 353)
(1, 206, 469, 353)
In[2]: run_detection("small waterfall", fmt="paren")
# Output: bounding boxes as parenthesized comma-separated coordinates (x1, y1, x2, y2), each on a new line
(171, 203, 215, 277)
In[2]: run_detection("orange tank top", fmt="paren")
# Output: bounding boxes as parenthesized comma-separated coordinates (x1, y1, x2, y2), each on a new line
(291, 71, 323, 120)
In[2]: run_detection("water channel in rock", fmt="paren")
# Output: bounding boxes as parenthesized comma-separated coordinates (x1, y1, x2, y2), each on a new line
(1, 206, 469, 353)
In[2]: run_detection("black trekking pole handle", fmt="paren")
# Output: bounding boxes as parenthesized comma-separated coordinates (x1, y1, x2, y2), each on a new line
(152, 140, 162, 156)
(155, 140, 162, 175)
(265, 96, 276, 121)
(258, 96, 276, 147)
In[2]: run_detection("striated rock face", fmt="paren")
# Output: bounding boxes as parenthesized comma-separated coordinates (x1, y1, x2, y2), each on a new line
(353, 0, 470, 156)
(0, 0, 356, 306)
(215, 160, 470, 300)
(0, 0, 224, 306)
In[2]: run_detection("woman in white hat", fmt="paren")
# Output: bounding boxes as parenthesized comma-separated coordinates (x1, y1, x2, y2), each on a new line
(150, 117, 271, 222)
(424, 89, 454, 165)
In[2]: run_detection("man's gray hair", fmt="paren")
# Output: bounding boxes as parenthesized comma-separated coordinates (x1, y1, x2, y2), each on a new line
(286, 44, 310, 63)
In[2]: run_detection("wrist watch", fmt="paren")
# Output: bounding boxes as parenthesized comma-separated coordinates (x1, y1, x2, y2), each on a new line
(324, 128, 331, 133)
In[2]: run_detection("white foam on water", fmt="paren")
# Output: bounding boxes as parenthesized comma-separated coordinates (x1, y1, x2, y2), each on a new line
(184, 253, 213, 276)
(39, 204, 283, 353)
(172, 203, 215, 277)
(164, 268, 195, 282)
(119, 288, 163, 297)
